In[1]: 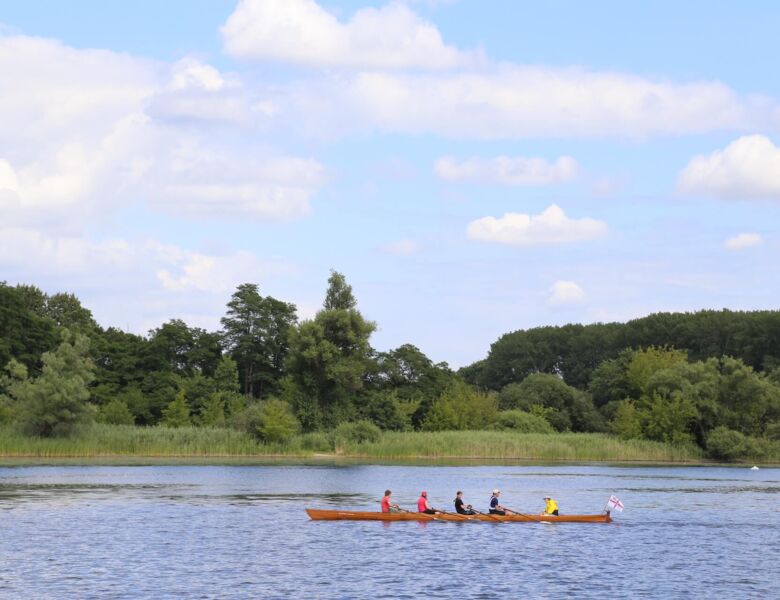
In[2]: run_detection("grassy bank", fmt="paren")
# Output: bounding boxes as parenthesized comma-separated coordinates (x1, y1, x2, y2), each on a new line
(0, 424, 721, 463)
(337, 431, 706, 462)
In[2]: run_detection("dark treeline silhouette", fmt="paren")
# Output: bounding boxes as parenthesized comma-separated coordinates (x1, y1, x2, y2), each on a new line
(460, 310, 780, 391)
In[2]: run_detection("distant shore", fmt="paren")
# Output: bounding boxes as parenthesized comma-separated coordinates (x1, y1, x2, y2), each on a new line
(2, 423, 776, 465)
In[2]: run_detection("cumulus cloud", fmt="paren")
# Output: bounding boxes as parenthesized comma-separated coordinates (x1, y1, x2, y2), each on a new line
(466, 204, 607, 246)
(435, 155, 578, 185)
(269, 66, 773, 140)
(379, 238, 419, 255)
(678, 135, 780, 199)
(221, 0, 480, 69)
(547, 281, 586, 307)
(0, 227, 291, 294)
(0, 36, 325, 228)
(724, 233, 763, 250)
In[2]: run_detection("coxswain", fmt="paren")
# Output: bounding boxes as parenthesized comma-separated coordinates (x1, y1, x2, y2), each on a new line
(454, 491, 476, 515)
(417, 491, 440, 515)
(541, 496, 559, 516)
(489, 489, 509, 515)
(381, 489, 400, 513)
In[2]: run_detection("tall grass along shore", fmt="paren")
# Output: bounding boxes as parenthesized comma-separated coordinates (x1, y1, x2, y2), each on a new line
(0, 424, 746, 463)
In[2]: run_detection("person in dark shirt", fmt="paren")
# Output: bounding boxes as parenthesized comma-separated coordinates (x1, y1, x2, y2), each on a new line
(489, 489, 507, 515)
(454, 491, 476, 515)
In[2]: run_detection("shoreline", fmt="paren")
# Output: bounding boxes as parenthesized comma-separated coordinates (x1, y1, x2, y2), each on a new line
(1, 453, 774, 467)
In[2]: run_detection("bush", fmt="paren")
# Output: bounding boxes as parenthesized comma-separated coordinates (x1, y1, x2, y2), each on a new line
(229, 403, 264, 439)
(707, 426, 751, 461)
(493, 410, 554, 433)
(333, 420, 382, 444)
(299, 431, 334, 452)
(766, 422, 780, 441)
(97, 399, 135, 426)
(257, 399, 299, 443)
(422, 381, 498, 431)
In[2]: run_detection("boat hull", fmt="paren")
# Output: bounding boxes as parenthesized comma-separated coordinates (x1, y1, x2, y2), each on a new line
(306, 509, 612, 523)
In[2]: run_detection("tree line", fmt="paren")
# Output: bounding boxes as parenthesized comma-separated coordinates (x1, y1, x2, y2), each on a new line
(2, 277, 779, 460)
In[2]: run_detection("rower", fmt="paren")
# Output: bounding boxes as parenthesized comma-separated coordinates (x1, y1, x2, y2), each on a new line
(454, 491, 476, 515)
(381, 489, 400, 513)
(417, 491, 441, 515)
(541, 496, 559, 516)
(489, 489, 509, 515)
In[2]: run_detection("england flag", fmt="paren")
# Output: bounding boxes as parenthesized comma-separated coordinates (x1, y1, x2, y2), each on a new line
(606, 495, 624, 512)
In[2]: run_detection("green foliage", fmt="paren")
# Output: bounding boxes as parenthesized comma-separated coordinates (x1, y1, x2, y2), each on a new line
(626, 346, 688, 395)
(198, 393, 226, 427)
(610, 400, 643, 440)
(588, 349, 633, 407)
(706, 426, 753, 461)
(212, 356, 240, 393)
(640, 393, 697, 444)
(493, 410, 554, 433)
(333, 420, 382, 445)
(323, 270, 357, 310)
(0, 283, 58, 375)
(257, 399, 300, 443)
(220, 283, 297, 398)
(499, 374, 601, 432)
(286, 271, 376, 429)
(8, 331, 95, 437)
(356, 390, 415, 431)
(98, 399, 135, 426)
(422, 381, 498, 431)
(228, 403, 264, 438)
(162, 390, 190, 428)
(766, 422, 780, 441)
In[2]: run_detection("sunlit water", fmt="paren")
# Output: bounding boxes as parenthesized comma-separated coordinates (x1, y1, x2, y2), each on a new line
(1, 463, 777, 599)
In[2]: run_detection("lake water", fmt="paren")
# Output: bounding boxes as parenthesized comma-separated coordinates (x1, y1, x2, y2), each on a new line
(0, 462, 777, 599)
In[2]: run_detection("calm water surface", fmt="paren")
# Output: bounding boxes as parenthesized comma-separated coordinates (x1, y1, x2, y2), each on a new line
(1, 463, 778, 599)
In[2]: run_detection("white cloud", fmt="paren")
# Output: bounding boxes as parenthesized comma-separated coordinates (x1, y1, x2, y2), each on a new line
(466, 204, 608, 246)
(221, 0, 480, 69)
(434, 155, 578, 185)
(547, 280, 586, 307)
(724, 233, 763, 250)
(678, 135, 780, 199)
(0, 36, 325, 228)
(0, 227, 290, 293)
(379, 238, 419, 255)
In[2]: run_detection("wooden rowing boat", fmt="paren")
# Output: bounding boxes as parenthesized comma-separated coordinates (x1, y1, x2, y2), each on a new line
(306, 509, 612, 523)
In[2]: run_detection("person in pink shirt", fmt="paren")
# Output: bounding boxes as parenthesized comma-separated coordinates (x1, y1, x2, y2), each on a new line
(417, 491, 441, 515)
(381, 489, 400, 513)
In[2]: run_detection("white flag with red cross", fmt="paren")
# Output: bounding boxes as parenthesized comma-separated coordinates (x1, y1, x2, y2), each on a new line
(606, 495, 624, 512)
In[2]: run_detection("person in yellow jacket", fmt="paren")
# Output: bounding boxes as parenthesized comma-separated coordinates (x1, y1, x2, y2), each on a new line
(542, 496, 559, 516)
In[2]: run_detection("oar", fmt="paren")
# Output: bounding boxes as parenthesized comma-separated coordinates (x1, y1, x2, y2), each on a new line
(503, 506, 546, 522)
(471, 509, 506, 523)
(438, 509, 478, 521)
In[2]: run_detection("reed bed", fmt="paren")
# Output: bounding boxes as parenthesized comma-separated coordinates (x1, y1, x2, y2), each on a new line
(0, 425, 714, 462)
(338, 431, 705, 462)
(0, 424, 267, 457)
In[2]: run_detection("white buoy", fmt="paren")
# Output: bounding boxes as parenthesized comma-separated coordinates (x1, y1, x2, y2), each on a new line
(750, 466, 759, 470)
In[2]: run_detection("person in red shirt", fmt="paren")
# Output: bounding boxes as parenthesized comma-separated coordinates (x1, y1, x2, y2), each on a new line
(417, 491, 440, 515)
(381, 489, 400, 513)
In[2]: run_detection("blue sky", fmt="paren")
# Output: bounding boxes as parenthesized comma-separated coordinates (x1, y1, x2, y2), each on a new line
(1, 0, 779, 367)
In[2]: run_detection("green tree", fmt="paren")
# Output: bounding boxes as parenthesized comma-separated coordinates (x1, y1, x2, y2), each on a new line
(98, 399, 135, 425)
(8, 331, 95, 437)
(257, 398, 299, 443)
(610, 400, 643, 439)
(422, 381, 497, 431)
(286, 271, 376, 429)
(626, 346, 688, 395)
(199, 393, 226, 426)
(493, 410, 554, 433)
(221, 283, 297, 397)
(162, 389, 190, 427)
